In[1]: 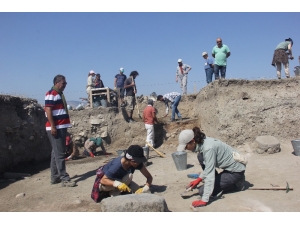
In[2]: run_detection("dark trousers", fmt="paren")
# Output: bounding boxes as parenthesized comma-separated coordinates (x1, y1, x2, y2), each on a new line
(47, 128, 70, 181)
(214, 65, 227, 79)
(197, 152, 245, 196)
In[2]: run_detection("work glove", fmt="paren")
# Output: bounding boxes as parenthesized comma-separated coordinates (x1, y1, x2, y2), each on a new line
(89, 152, 95, 158)
(113, 181, 131, 192)
(135, 185, 150, 194)
(188, 177, 202, 189)
(192, 200, 207, 207)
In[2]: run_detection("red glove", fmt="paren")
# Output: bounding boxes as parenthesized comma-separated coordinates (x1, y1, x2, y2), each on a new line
(188, 177, 202, 189)
(192, 200, 207, 207)
(90, 152, 95, 157)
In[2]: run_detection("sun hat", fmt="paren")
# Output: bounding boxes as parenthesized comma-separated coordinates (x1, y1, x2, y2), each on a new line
(125, 145, 147, 163)
(177, 130, 194, 151)
(120, 67, 124, 72)
(89, 70, 95, 74)
(178, 59, 182, 63)
(202, 52, 208, 56)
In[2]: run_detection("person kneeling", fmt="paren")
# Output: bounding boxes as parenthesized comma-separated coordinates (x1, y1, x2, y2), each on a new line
(91, 145, 153, 203)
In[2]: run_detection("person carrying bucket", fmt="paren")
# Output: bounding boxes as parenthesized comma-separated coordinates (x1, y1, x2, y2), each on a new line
(177, 127, 247, 208)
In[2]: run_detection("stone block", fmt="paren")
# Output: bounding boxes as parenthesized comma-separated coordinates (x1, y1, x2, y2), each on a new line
(100, 193, 169, 212)
(252, 135, 281, 154)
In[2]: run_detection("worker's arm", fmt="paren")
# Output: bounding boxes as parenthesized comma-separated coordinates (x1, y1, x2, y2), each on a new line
(100, 175, 115, 186)
(124, 78, 135, 89)
(140, 165, 153, 187)
(226, 52, 231, 58)
(288, 43, 293, 59)
(45, 106, 57, 137)
(152, 110, 159, 124)
(176, 68, 179, 82)
(186, 65, 192, 73)
(164, 101, 169, 117)
(100, 142, 107, 153)
(114, 78, 117, 89)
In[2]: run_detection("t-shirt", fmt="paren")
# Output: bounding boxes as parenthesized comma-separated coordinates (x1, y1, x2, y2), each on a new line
(102, 156, 143, 180)
(143, 105, 155, 125)
(204, 57, 214, 70)
(275, 41, 291, 51)
(212, 44, 230, 66)
(124, 77, 135, 96)
(115, 74, 127, 88)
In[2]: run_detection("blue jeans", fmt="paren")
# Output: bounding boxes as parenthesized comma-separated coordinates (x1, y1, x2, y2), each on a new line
(214, 65, 227, 79)
(205, 68, 214, 83)
(171, 95, 181, 120)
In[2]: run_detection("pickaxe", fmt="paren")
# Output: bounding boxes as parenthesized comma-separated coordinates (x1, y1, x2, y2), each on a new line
(248, 182, 293, 193)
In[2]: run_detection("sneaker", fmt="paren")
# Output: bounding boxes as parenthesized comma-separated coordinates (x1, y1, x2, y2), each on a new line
(178, 116, 183, 121)
(50, 178, 61, 185)
(61, 180, 76, 187)
(129, 119, 136, 123)
(170, 119, 175, 122)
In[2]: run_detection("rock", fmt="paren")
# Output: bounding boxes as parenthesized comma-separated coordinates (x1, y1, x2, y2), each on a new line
(252, 135, 281, 154)
(74, 199, 82, 204)
(100, 193, 169, 212)
(166, 133, 171, 138)
(16, 193, 25, 198)
(4, 172, 31, 179)
(90, 119, 101, 125)
(29, 136, 34, 140)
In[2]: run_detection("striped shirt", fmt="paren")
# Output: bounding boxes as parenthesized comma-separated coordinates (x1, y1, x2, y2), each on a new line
(163, 92, 181, 114)
(44, 88, 71, 131)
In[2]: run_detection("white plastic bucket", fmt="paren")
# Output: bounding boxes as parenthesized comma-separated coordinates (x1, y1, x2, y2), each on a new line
(171, 151, 187, 171)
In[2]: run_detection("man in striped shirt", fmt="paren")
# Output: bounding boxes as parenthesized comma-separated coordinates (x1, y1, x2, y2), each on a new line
(157, 92, 182, 122)
(44, 75, 75, 187)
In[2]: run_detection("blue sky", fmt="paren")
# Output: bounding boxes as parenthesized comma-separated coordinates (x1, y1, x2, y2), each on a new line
(1, 3, 300, 105)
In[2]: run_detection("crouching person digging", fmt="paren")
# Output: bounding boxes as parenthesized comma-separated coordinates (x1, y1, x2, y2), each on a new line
(91, 145, 153, 203)
(178, 127, 247, 208)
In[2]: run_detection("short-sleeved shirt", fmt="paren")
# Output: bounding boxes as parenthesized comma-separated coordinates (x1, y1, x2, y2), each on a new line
(102, 156, 143, 180)
(115, 74, 127, 88)
(275, 41, 291, 51)
(124, 77, 135, 96)
(204, 57, 214, 70)
(143, 105, 156, 125)
(176, 64, 192, 76)
(212, 44, 230, 66)
(163, 92, 181, 114)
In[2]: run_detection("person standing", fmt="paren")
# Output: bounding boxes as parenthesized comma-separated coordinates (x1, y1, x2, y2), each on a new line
(86, 70, 96, 104)
(143, 99, 159, 147)
(176, 59, 192, 95)
(114, 68, 127, 107)
(44, 74, 75, 187)
(124, 70, 139, 123)
(94, 73, 104, 88)
(271, 38, 294, 79)
(177, 127, 246, 208)
(202, 52, 214, 84)
(212, 38, 230, 80)
(157, 92, 182, 122)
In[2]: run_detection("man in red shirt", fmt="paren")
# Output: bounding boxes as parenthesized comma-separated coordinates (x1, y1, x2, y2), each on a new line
(142, 99, 159, 147)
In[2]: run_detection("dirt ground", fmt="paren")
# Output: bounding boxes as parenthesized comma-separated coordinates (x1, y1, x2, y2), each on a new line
(1, 79, 300, 215)
(0, 138, 300, 213)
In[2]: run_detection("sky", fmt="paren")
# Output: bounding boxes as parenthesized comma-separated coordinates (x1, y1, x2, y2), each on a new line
(1, 2, 300, 105)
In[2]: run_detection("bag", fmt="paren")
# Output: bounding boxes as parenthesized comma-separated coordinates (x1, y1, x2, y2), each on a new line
(232, 151, 248, 165)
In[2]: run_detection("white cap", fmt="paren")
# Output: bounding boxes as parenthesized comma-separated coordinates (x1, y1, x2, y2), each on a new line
(178, 59, 182, 63)
(89, 70, 95, 74)
(120, 68, 124, 72)
(202, 52, 208, 56)
(177, 130, 194, 151)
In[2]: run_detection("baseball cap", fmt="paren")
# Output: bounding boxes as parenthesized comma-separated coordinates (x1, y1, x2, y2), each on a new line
(177, 130, 194, 151)
(120, 68, 124, 72)
(125, 145, 147, 163)
(202, 52, 208, 56)
(66, 136, 71, 146)
(178, 59, 182, 63)
(89, 70, 95, 74)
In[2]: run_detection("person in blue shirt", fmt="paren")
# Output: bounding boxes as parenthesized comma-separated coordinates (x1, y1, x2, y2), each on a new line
(114, 68, 127, 107)
(202, 52, 214, 84)
(91, 145, 153, 202)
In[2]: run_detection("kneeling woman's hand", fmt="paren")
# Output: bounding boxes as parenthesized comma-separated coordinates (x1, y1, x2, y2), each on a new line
(113, 181, 131, 192)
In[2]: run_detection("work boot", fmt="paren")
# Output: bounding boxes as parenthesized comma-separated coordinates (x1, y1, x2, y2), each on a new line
(178, 116, 183, 121)
(170, 118, 175, 122)
(61, 180, 76, 187)
(50, 178, 61, 185)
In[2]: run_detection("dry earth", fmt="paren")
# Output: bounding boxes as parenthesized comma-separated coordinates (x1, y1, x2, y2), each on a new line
(1, 78, 300, 214)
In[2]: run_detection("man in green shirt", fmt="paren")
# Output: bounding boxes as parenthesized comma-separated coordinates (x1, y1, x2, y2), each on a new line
(212, 37, 230, 80)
